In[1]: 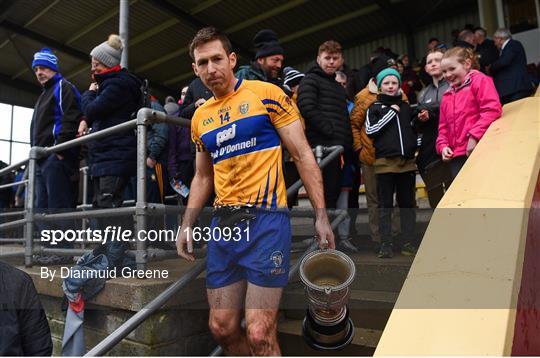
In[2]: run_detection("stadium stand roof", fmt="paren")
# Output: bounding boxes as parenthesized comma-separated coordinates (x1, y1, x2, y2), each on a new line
(0, 0, 471, 107)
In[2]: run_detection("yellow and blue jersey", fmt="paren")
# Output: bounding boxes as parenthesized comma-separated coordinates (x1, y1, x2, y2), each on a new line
(192, 79, 299, 209)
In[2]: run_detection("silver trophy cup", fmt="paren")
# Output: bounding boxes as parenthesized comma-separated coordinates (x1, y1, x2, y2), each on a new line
(299, 249, 356, 350)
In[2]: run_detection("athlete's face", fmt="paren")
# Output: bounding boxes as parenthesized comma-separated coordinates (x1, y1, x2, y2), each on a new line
(192, 39, 237, 97)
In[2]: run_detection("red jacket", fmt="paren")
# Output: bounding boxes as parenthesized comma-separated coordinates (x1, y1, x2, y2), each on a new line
(436, 70, 502, 156)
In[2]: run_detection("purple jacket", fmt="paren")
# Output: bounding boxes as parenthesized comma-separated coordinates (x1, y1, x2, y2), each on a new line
(167, 117, 193, 179)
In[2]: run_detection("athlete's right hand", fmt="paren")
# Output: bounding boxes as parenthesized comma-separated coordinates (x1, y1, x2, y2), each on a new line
(176, 225, 195, 262)
(315, 216, 335, 250)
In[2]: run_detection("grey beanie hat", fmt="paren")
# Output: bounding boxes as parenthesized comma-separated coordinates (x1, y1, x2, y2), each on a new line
(90, 34, 123, 68)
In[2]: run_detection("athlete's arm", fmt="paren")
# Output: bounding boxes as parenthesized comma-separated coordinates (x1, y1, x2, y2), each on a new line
(277, 120, 335, 249)
(176, 150, 214, 261)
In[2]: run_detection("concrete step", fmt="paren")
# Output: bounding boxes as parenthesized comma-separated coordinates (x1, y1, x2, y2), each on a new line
(290, 209, 432, 237)
(278, 317, 382, 356)
(282, 286, 397, 331)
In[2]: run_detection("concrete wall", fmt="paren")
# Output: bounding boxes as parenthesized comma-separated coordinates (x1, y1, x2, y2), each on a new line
(24, 259, 216, 356)
(513, 28, 540, 64)
(375, 93, 540, 354)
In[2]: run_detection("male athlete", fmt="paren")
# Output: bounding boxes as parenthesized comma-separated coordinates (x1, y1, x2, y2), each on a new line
(176, 27, 334, 356)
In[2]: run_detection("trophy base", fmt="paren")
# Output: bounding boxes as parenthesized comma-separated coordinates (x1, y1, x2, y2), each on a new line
(301, 308, 355, 351)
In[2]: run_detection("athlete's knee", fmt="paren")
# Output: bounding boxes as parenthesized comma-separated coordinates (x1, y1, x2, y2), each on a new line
(246, 319, 276, 350)
(209, 314, 241, 342)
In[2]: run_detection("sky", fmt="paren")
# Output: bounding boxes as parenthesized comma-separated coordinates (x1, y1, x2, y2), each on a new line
(0, 102, 33, 165)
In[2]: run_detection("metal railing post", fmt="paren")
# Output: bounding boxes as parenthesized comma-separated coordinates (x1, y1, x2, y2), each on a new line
(135, 108, 152, 271)
(119, 0, 129, 69)
(24, 147, 43, 267)
(81, 166, 89, 249)
(286, 145, 344, 200)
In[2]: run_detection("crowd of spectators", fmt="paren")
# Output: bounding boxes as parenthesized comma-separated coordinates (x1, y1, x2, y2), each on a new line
(1, 24, 539, 259)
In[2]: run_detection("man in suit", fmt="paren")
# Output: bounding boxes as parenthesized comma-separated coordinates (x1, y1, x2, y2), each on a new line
(490, 28, 533, 104)
(474, 27, 499, 74)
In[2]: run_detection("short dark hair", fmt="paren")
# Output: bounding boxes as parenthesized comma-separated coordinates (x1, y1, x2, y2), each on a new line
(318, 40, 342, 55)
(428, 37, 439, 43)
(189, 27, 233, 60)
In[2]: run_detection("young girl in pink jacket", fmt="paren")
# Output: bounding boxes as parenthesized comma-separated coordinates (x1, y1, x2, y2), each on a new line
(436, 47, 502, 178)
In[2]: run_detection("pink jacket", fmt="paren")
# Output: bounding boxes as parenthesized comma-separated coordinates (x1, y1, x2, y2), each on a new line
(436, 70, 502, 156)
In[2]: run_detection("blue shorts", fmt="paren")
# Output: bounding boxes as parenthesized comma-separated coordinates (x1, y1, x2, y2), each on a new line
(206, 209, 291, 289)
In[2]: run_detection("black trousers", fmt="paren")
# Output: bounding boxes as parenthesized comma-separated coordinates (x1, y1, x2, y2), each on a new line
(322, 156, 343, 209)
(283, 161, 300, 209)
(92, 176, 131, 267)
(348, 156, 361, 235)
(420, 160, 453, 208)
(449, 156, 468, 180)
(376, 171, 416, 245)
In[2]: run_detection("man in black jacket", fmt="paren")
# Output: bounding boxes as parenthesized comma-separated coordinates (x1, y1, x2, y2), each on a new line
(0, 261, 53, 356)
(31, 48, 82, 257)
(490, 28, 533, 104)
(474, 27, 498, 74)
(297, 40, 353, 210)
(31, 48, 82, 214)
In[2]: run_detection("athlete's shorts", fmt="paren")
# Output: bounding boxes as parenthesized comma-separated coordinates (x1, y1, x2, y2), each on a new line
(206, 209, 291, 289)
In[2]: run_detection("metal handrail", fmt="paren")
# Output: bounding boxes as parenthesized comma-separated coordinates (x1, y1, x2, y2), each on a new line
(0, 108, 192, 267)
(0, 210, 25, 218)
(286, 145, 343, 199)
(0, 179, 28, 190)
(85, 259, 207, 357)
(0, 158, 28, 178)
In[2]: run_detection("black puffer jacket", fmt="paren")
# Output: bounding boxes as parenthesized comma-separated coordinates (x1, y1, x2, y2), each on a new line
(0, 262, 53, 356)
(81, 69, 142, 177)
(297, 63, 352, 149)
(365, 93, 417, 159)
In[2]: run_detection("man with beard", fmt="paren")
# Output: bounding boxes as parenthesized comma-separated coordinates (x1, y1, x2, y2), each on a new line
(236, 29, 284, 87)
